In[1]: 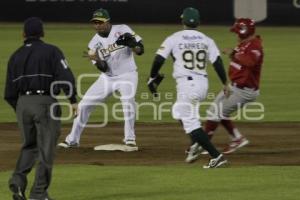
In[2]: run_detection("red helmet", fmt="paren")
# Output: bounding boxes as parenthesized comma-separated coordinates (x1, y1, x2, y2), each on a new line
(230, 18, 255, 39)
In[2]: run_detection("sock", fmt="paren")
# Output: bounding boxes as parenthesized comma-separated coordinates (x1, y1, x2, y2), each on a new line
(233, 128, 242, 140)
(189, 128, 220, 158)
(205, 120, 219, 140)
(220, 119, 235, 137)
(221, 120, 242, 140)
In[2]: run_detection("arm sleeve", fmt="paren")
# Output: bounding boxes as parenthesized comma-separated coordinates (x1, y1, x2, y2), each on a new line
(95, 60, 109, 72)
(52, 48, 77, 104)
(212, 56, 227, 85)
(4, 56, 18, 110)
(150, 55, 165, 78)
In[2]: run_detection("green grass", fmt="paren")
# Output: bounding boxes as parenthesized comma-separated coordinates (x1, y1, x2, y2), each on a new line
(0, 24, 300, 122)
(1, 165, 300, 200)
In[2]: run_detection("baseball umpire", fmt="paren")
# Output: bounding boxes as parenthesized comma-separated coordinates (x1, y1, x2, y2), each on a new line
(4, 17, 77, 200)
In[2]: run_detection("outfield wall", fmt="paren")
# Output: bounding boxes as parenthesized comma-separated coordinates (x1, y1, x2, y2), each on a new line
(0, 0, 299, 25)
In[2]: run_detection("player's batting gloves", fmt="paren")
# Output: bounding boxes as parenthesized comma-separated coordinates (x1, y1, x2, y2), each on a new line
(147, 74, 165, 97)
(116, 33, 138, 48)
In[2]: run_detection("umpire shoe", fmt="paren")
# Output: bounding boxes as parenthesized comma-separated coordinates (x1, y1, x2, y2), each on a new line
(185, 143, 202, 163)
(57, 141, 79, 148)
(222, 137, 249, 154)
(203, 154, 228, 169)
(9, 184, 26, 200)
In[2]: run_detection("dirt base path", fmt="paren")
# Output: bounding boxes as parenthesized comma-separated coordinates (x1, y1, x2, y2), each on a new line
(1, 122, 300, 171)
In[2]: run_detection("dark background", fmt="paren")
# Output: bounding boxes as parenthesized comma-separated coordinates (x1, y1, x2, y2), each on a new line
(0, 0, 299, 25)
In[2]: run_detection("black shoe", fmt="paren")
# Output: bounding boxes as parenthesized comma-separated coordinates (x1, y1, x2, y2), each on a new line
(9, 184, 26, 200)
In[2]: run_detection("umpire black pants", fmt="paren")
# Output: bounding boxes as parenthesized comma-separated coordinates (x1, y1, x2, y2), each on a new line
(9, 95, 61, 199)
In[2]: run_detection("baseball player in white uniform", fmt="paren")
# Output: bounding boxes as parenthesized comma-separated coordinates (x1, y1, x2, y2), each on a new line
(58, 8, 144, 149)
(148, 7, 229, 168)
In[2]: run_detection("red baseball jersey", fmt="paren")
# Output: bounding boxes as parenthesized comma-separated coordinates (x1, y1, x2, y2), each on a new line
(229, 36, 263, 90)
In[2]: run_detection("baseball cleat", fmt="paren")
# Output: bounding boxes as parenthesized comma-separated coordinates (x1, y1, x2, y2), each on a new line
(222, 137, 249, 154)
(124, 140, 138, 151)
(57, 141, 79, 148)
(203, 154, 228, 169)
(185, 143, 202, 163)
(124, 140, 137, 147)
(200, 150, 209, 155)
(123, 145, 139, 152)
(9, 184, 26, 200)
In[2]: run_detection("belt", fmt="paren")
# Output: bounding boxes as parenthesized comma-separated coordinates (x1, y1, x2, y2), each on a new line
(187, 74, 207, 80)
(232, 83, 257, 91)
(20, 90, 50, 96)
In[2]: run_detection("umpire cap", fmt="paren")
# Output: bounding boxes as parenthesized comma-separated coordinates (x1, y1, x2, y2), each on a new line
(91, 8, 110, 22)
(24, 17, 44, 38)
(181, 7, 200, 27)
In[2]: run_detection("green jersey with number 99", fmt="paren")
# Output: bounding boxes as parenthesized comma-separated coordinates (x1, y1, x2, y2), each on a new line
(156, 30, 220, 78)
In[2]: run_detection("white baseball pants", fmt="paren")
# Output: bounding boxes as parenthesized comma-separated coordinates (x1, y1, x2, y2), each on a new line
(172, 75, 208, 134)
(65, 71, 138, 144)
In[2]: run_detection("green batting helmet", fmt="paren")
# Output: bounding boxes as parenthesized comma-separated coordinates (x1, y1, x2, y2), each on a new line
(181, 7, 200, 27)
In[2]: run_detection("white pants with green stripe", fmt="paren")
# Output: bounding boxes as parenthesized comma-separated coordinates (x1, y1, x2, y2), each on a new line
(172, 75, 208, 134)
(66, 71, 138, 144)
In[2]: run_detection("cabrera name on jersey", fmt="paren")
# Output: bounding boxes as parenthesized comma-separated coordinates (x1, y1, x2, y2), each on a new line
(88, 24, 142, 76)
(156, 30, 220, 78)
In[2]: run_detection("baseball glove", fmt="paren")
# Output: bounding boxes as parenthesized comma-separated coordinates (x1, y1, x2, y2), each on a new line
(116, 33, 137, 48)
(147, 74, 165, 97)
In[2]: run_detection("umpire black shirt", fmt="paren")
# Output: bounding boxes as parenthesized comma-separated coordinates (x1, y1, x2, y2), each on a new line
(4, 38, 77, 110)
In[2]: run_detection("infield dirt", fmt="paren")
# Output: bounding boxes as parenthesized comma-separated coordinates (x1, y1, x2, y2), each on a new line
(1, 122, 300, 171)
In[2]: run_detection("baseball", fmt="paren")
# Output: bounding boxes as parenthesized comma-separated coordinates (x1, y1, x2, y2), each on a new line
(88, 49, 96, 56)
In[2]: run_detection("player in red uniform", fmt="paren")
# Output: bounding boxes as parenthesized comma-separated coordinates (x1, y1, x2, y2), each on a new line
(203, 18, 264, 154)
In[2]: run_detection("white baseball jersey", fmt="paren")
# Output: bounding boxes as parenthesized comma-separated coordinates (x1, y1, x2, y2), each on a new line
(88, 24, 142, 76)
(156, 30, 220, 79)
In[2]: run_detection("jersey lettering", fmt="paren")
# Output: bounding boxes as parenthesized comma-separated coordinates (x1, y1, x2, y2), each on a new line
(182, 50, 207, 71)
(156, 30, 220, 78)
(98, 43, 125, 58)
(178, 43, 208, 50)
